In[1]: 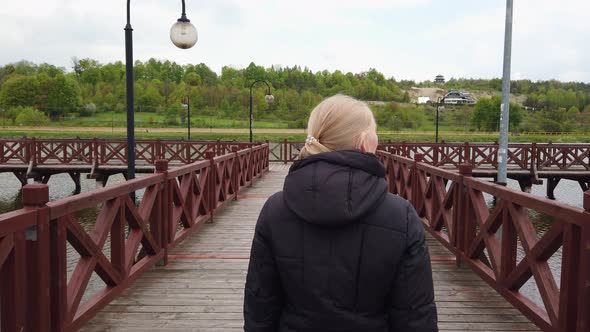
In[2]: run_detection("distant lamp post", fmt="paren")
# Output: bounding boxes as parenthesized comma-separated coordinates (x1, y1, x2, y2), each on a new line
(436, 96, 445, 143)
(249, 80, 274, 143)
(125, 0, 197, 182)
(182, 96, 191, 140)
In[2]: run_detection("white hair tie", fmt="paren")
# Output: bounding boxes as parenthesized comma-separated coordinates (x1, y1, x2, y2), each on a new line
(306, 135, 319, 145)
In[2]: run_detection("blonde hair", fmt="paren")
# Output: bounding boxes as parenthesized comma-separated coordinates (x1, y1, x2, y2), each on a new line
(299, 95, 376, 159)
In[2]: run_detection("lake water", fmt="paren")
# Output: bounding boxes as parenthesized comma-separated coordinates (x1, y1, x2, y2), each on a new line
(0, 169, 585, 311)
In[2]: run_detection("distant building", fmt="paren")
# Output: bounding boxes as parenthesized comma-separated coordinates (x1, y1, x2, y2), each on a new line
(435, 74, 445, 84)
(443, 90, 476, 105)
(417, 96, 431, 104)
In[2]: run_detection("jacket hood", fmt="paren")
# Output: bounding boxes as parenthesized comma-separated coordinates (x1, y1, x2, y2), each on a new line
(283, 150, 388, 226)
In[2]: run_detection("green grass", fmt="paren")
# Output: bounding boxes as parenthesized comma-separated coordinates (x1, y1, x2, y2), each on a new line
(2, 129, 589, 143)
(53, 112, 291, 129)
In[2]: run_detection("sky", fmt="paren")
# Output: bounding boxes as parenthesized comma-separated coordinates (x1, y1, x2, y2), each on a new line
(1, 0, 588, 82)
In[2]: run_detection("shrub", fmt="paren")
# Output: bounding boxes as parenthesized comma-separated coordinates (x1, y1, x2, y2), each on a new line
(539, 119, 562, 133)
(13, 106, 50, 126)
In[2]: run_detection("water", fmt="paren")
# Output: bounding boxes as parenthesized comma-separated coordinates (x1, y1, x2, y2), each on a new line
(0, 172, 133, 306)
(0, 171, 585, 313)
(479, 177, 583, 308)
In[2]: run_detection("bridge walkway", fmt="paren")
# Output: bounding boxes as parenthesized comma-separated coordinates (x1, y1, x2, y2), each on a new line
(81, 164, 539, 331)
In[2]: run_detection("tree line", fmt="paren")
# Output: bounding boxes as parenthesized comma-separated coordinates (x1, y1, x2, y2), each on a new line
(0, 59, 589, 132)
(0, 59, 408, 128)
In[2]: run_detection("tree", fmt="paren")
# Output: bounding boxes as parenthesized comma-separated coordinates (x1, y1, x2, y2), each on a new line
(184, 72, 201, 86)
(72, 58, 101, 86)
(45, 74, 82, 117)
(244, 62, 266, 82)
(471, 97, 523, 131)
(0, 75, 40, 108)
(164, 104, 181, 125)
(137, 82, 164, 112)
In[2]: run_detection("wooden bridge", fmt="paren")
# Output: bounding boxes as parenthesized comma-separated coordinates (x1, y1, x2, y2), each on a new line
(0, 142, 588, 331)
(2, 138, 589, 197)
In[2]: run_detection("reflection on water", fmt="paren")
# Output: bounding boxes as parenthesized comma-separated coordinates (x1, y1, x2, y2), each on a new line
(0, 172, 586, 310)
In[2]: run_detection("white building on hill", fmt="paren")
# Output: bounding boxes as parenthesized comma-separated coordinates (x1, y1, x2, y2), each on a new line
(443, 90, 476, 105)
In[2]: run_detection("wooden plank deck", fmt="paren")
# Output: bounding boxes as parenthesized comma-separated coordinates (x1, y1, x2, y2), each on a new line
(81, 163, 539, 332)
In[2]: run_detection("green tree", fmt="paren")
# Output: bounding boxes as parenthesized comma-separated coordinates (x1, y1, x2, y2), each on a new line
(471, 97, 523, 131)
(137, 82, 164, 112)
(0, 75, 40, 108)
(45, 74, 82, 117)
(184, 72, 201, 86)
(164, 103, 181, 125)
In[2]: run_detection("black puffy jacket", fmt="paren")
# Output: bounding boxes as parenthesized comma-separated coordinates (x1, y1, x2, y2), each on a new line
(244, 150, 437, 332)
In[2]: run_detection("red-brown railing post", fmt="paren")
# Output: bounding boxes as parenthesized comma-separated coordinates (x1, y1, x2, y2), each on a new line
(155, 139, 161, 163)
(530, 142, 537, 172)
(22, 184, 51, 332)
(402, 141, 407, 158)
(283, 139, 288, 164)
(433, 142, 440, 166)
(155, 160, 169, 265)
(32, 137, 37, 165)
(577, 192, 590, 331)
(248, 145, 258, 187)
(0, 223, 26, 332)
(462, 164, 476, 258)
(265, 140, 270, 169)
(0, 139, 4, 163)
(206, 152, 216, 222)
(464, 141, 470, 165)
(232, 147, 240, 199)
(455, 164, 473, 266)
(411, 153, 423, 206)
(92, 138, 98, 166)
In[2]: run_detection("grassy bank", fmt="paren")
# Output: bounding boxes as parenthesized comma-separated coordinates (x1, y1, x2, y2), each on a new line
(1, 129, 588, 143)
(36, 112, 292, 129)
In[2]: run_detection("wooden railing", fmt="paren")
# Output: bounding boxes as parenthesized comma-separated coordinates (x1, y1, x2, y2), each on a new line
(0, 138, 259, 166)
(272, 141, 590, 171)
(378, 142, 590, 171)
(0, 144, 269, 332)
(3, 139, 589, 171)
(377, 150, 590, 332)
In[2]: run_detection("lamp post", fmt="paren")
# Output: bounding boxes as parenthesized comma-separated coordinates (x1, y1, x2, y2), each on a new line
(249, 80, 274, 143)
(125, 0, 197, 181)
(182, 96, 191, 140)
(435, 96, 445, 143)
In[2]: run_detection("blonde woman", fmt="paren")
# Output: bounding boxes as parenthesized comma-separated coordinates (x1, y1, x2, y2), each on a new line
(244, 95, 437, 331)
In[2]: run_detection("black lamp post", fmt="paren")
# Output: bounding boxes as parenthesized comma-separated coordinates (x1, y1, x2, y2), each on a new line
(249, 80, 274, 143)
(125, 0, 197, 181)
(182, 96, 191, 140)
(435, 96, 445, 143)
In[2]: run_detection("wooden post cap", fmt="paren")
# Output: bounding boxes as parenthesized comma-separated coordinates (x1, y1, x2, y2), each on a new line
(414, 153, 424, 162)
(22, 184, 49, 206)
(584, 191, 590, 212)
(155, 159, 169, 172)
(205, 151, 215, 159)
(459, 163, 473, 175)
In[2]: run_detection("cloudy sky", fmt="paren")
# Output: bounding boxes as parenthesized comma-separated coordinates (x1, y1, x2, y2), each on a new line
(1, 0, 588, 82)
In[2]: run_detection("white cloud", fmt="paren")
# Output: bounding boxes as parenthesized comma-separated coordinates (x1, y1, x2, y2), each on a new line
(0, 0, 588, 82)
